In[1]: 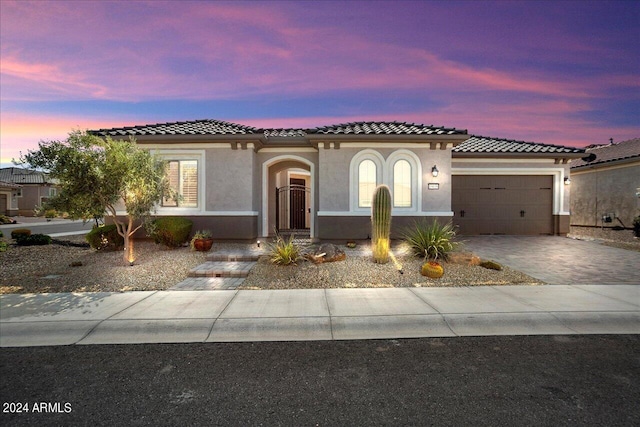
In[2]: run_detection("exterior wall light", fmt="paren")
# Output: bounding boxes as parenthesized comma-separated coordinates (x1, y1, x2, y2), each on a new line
(431, 165, 439, 177)
(564, 177, 571, 185)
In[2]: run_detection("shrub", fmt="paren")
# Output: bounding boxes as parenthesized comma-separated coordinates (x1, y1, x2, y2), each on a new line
(0, 241, 7, 252)
(402, 219, 459, 261)
(45, 209, 57, 219)
(85, 224, 125, 251)
(11, 228, 31, 240)
(479, 260, 502, 271)
(634, 216, 640, 238)
(0, 230, 3, 238)
(149, 217, 193, 248)
(16, 233, 52, 246)
(0, 215, 16, 224)
(269, 233, 301, 265)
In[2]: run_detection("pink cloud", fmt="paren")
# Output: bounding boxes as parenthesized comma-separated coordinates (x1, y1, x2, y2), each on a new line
(0, 112, 148, 164)
(1, 0, 624, 103)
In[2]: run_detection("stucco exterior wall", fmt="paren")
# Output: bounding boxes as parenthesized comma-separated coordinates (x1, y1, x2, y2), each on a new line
(318, 147, 351, 212)
(570, 162, 640, 227)
(18, 185, 55, 216)
(205, 148, 255, 212)
(318, 146, 453, 213)
(317, 215, 453, 240)
(418, 149, 451, 213)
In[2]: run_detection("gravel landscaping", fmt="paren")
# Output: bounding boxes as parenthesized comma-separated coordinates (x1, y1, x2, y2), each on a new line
(0, 235, 208, 294)
(1, 235, 543, 294)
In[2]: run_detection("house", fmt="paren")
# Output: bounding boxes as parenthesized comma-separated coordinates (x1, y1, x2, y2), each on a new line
(92, 120, 585, 240)
(0, 180, 22, 216)
(0, 168, 59, 216)
(570, 137, 640, 231)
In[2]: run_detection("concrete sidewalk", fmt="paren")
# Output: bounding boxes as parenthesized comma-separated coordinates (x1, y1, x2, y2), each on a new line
(1, 285, 638, 347)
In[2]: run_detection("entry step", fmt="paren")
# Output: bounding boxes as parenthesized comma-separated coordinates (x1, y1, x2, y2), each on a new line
(170, 277, 245, 290)
(188, 261, 256, 278)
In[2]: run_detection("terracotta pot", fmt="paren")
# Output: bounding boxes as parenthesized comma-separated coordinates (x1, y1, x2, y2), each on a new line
(193, 238, 213, 252)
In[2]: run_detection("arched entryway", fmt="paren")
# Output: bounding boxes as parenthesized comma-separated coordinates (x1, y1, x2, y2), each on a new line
(261, 155, 315, 238)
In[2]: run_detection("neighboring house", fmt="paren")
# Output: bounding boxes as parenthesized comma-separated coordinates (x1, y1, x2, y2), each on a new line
(570, 138, 640, 229)
(0, 168, 59, 216)
(0, 180, 22, 216)
(92, 120, 585, 240)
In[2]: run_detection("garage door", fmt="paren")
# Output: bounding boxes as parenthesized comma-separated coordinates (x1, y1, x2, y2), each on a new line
(452, 175, 553, 235)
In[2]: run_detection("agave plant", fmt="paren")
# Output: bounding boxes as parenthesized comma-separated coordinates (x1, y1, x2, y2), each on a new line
(402, 219, 460, 261)
(268, 232, 301, 265)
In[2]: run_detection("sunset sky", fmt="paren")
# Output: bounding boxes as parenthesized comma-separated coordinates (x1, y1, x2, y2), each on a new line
(1, 0, 638, 166)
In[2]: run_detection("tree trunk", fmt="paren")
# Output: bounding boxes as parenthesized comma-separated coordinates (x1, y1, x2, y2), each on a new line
(122, 216, 134, 264)
(123, 235, 131, 263)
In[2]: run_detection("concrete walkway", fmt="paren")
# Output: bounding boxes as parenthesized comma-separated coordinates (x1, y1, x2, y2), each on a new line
(1, 285, 638, 347)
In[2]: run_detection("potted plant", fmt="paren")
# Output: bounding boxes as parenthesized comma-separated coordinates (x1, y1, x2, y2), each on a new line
(190, 230, 213, 251)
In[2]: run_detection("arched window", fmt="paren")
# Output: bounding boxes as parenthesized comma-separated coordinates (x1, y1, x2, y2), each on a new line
(393, 160, 411, 207)
(350, 149, 384, 211)
(358, 159, 377, 208)
(386, 149, 421, 212)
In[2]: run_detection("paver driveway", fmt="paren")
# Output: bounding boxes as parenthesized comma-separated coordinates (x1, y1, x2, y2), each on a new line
(463, 236, 640, 285)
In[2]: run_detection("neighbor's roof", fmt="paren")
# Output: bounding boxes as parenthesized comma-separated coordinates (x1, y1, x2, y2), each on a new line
(0, 167, 54, 184)
(453, 136, 585, 156)
(92, 119, 466, 138)
(0, 180, 22, 189)
(571, 137, 640, 169)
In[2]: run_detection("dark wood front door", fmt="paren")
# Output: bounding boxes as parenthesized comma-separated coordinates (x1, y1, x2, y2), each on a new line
(289, 178, 307, 229)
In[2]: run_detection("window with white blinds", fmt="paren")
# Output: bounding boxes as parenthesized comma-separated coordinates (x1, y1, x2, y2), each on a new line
(162, 160, 198, 207)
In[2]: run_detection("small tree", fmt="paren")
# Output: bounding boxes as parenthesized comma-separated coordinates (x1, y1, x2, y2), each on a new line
(20, 130, 172, 263)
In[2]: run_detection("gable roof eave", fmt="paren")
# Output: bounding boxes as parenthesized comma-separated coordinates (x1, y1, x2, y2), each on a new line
(571, 154, 640, 171)
(452, 151, 586, 160)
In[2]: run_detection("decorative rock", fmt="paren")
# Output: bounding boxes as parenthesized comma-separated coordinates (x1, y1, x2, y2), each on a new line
(479, 260, 503, 271)
(69, 261, 83, 267)
(304, 243, 346, 264)
(448, 252, 481, 266)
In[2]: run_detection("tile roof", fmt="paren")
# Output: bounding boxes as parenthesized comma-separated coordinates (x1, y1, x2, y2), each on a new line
(454, 136, 585, 155)
(92, 119, 589, 157)
(93, 119, 260, 137)
(92, 120, 467, 138)
(311, 121, 466, 135)
(0, 168, 54, 184)
(0, 180, 22, 189)
(263, 128, 308, 138)
(571, 137, 640, 169)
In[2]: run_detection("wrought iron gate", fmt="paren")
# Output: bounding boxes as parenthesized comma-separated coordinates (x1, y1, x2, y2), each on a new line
(275, 183, 310, 232)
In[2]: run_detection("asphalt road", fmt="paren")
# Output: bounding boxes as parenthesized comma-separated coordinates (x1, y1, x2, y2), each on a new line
(1, 335, 638, 426)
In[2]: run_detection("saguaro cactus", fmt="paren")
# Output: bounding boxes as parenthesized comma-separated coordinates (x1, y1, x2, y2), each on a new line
(371, 184, 392, 263)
